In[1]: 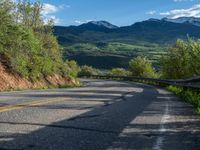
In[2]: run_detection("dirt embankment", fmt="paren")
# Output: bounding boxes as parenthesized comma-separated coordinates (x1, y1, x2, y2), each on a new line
(0, 63, 79, 92)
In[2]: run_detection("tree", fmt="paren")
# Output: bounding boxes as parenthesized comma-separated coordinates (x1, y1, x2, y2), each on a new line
(187, 39, 200, 75)
(0, 0, 71, 81)
(129, 56, 156, 78)
(161, 39, 200, 79)
(0, 0, 14, 53)
(16, 0, 43, 28)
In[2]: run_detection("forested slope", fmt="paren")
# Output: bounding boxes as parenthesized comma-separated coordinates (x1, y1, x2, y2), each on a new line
(0, 0, 79, 91)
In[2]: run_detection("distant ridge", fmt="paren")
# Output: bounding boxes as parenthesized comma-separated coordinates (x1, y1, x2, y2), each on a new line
(163, 17, 200, 27)
(54, 18, 200, 45)
(86, 21, 119, 29)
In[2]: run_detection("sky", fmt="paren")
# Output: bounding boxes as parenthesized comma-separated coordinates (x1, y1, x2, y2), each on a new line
(32, 0, 200, 26)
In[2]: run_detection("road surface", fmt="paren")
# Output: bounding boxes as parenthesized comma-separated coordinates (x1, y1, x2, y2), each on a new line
(0, 79, 199, 150)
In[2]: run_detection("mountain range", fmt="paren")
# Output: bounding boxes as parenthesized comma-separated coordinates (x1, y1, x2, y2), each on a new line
(54, 17, 200, 45)
(163, 17, 200, 27)
(54, 17, 200, 69)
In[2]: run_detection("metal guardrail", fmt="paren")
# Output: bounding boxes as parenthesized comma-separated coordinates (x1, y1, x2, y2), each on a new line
(174, 76, 200, 83)
(79, 75, 200, 91)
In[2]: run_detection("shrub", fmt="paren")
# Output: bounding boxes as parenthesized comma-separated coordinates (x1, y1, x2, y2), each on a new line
(65, 60, 80, 78)
(161, 39, 200, 79)
(109, 68, 130, 76)
(129, 56, 156, 78)
(78, 65, 100, 76)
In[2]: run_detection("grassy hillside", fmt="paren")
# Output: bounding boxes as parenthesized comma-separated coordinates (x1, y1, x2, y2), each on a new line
(63, 42, 166, 69)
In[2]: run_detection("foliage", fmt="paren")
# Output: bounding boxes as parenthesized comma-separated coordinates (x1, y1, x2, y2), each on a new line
(109, 68, 131, 76)
(65, 60, 80, 78)
(0, 0, 70, 81)
(78, 65, 100, 76)
(167, 86, 200, 115)
(129, 56, 157, 78)
(161, 39, 200, 79)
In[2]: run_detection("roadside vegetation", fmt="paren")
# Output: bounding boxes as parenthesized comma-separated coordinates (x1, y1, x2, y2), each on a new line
(161, 39, 200, 79)
(109, 68, 131, 76)
(128, 56, 157, 78)
(65, 60, 80, 78)
(78, 65, 101, 76)
(161, 39, 200, 115)
(167, 86, 200, 114)
(0, 0, 77, 82)
(106, 56, 157, 78)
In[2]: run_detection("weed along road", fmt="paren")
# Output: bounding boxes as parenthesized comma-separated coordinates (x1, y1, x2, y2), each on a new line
(0, 79, 199, 150)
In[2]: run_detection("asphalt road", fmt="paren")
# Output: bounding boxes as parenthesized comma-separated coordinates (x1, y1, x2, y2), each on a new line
(0, 79, 199, 150)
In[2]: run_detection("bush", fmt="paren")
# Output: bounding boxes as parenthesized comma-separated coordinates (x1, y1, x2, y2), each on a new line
(78, 65, 100, 76)
(129, 56, 156, 78)
(109, 68, 130, 76)
(65, 60, 80, 78)
(161, 39, 200, 79)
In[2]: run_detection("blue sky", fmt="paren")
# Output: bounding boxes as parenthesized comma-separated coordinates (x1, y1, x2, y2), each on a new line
(35, 0, 200, 26)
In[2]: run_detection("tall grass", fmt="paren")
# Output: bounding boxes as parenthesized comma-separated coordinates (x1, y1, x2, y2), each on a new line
(167, 86, 200, 115)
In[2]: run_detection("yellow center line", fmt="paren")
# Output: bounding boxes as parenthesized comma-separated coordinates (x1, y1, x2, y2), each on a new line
(0, 98, 66, 113)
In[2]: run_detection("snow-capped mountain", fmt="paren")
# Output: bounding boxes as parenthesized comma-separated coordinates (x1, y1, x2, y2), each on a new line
(87, 21, 119, 29)
(163, 17, 200, 27)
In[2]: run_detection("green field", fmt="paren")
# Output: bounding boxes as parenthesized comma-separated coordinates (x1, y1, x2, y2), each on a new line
(63, 42, 167, 69)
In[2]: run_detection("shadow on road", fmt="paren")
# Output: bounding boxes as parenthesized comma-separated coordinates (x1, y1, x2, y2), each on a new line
(0, 81, 199, 150)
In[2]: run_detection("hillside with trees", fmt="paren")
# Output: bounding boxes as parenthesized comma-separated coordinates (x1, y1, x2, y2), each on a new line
(0, 0, 79, 91)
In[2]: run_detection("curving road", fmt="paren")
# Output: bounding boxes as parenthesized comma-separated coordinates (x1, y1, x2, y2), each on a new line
(0, 79, 199, 150)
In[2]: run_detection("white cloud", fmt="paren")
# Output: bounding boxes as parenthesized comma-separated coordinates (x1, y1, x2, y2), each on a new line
(160, 4, 200, 18)
(42, 3, 58, 15)
(42, 3, 70, 15)
(146, 10, 156, 15)
(41, 3, 70, 25)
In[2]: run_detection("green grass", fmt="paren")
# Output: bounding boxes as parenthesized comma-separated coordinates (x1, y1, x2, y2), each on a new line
(64, 42, 166, 69)
(131, 80, 200, 115)
(137, 80, 200, 115)
(167, 85, 200, 115)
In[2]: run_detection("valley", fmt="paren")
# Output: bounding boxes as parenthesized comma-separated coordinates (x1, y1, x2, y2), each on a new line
(54, 17, 200, 69)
